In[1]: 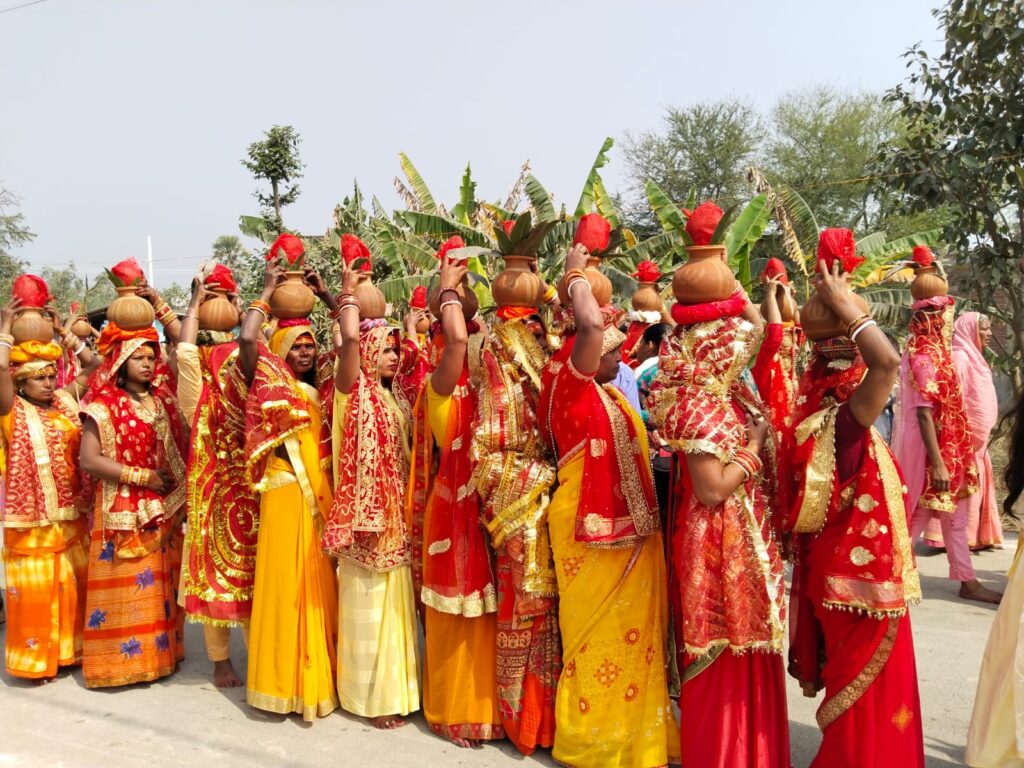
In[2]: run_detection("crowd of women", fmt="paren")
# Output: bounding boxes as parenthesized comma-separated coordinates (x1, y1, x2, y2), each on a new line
(1, 202, 1021, 768)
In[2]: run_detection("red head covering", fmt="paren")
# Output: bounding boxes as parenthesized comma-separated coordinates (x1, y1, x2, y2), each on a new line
(435, 235, 466, 262)
(12, 275, 50, 308)
(410, 285, 428, 309)
(684, 202, 724, 246)
(633, 260, 661, 283)
(912, 245, 935, 268)
(109, 258, 146, 286)
(816, 228, 863, 274)
(340, 233, 372, 272)
(572, 213, 611, 253)
(267, 233, 305, 266)
(760, 257, 790, 285)
(204, 264, 238, 293)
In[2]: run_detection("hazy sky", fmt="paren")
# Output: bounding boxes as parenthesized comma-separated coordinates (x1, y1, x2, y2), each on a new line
(1, 0, 942, 288)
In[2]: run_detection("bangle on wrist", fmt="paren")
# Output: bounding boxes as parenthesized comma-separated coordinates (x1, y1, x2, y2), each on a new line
(439, 299, 461, 313)
(567, 278, 591, 299)
(439, 288, 459, 299)
(849, 318, 877, 342)
(844, 313, 871, 339)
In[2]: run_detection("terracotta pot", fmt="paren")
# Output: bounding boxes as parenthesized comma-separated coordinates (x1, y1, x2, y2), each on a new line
(492, 254, 544, 308)
(910, 266, 948, 301)
(672, 245, 737, 304)
(760, 282, 797, 323)
(71, 318, 93, 339)
(269, 271, 316, 320)
(107, 286, 156, 331)
(557, 255, 613, 306)
(198, 289, 240, 332)
(631, 281, 663, 313)
(428, 278, 479, 322)
(11, 308, 54, 345)
(354, 273, 387, 320)
(801, 291, 870, 342)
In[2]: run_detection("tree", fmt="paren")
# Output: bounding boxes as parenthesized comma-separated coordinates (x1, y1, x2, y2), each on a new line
(875, 0, 1024, 381)
(0, 188, 34, 301)
(210, 235, 251, 273)
(161, 282, 190, 311)
(621, 100, 765, 234)
(241, 125, 304, 228)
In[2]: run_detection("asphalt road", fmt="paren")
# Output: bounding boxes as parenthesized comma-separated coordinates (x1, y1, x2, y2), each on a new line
(0, 535, 1013, 767)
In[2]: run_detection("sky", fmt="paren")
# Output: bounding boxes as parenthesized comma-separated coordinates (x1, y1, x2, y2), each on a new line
(0, 0, 943, 289)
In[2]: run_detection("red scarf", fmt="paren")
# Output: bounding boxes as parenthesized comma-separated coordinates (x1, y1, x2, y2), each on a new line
(904, 297, 978, 511)
(323, 327, 411, 572)
(538, 334, 659, 547)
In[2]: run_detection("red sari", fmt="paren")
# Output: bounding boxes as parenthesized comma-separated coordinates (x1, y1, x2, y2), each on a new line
(471, 317, 560, 755)
(786, 341, 925, 768)
(647, 312, 790, 768)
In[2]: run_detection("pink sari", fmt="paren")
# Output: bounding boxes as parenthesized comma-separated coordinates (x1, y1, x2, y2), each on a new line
(923, 312, 1002, 549)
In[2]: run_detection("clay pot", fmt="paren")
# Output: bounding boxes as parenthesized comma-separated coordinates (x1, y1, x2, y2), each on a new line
(760, 282, 797, 323)
(801, 291, 871, 342)
(910, 266, 948, 301)
(71, 318, 93, 339)
(269, 271, 316, 320)
(198, 289, 240, 332)
(428, 278, 479, 322)
(492, 254, 544, 308)
(672, 245, 738, 305)
(631, 281, 663, 313)
(354, 273, 387, 320)
(11, 308, 54, 345)
(557, 255, 613, 306)
(107, 286, 156, 331)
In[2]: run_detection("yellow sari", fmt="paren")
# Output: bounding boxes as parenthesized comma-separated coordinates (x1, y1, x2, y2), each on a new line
(246, 383, 339, 721)
(548, 414, 679, 767)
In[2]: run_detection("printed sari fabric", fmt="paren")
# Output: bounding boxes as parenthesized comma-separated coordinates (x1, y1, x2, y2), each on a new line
(243, 331, 338, 721)
(471, 318, 560, 754)
(2, 390, 89, 679)
(648, 314, 789, 768)
(540, 342, 678, 768)
(182, 342, 260, 626)
(787, 341, 925, 768)
(81, 329, 188, 688)
(329, 324, 420, 720)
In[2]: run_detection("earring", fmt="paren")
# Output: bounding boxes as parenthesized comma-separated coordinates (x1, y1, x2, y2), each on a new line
(117, 376, 125, 388)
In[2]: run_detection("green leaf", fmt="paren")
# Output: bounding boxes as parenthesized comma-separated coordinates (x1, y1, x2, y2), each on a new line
(493, 227, 513, 255)
(868, 229, 942, 260)
(855, 232, 888, 254)
(645, 180, 692, 243)
(575, 137, 619, 227)
(524, 175, 557, 222)
(451, 163, 476, 225)
(603, 265, 638, 299)
(508, 210, 533, 250)
(399, 211, 491, 248)
(776, 185, 820, 264)
(516, 220, 559, 257)
(724, 194, 771, 290)
(238, 215, 277, 244)
(377, 274, 431, 306)
(614, 231, 681, 269)
(710, 203, 739, 245)
(684, 187, 697, 213)
(398, 153, 438, 214)
(392, 238, 439, 273)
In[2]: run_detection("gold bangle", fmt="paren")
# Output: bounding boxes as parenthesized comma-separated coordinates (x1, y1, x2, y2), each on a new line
(249, 299, 271, 314)
(564, 268, 586, 283)
(845, 313, 870, 339)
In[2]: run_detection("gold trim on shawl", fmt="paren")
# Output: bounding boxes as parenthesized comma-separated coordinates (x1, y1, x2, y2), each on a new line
(682, 644, 725, 684)
(421, 582, 497, 618)
(816, 616, 899, 730)
(873, 431, 922, 605)
(792, 403, 839, 533)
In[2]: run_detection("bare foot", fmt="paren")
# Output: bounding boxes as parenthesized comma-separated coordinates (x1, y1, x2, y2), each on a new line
(370, 715, 406, 730)
(33, 676, 57, 686)
(960, 581, 1002, 605)
(450, 738, 481, 748)
(212, 659, 242, 688)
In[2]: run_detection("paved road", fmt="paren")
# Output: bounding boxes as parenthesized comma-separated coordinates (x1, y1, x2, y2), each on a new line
(0, 536, 1012, 767)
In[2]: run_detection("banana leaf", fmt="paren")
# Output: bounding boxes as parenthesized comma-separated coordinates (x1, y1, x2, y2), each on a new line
(377, 274, 432, 305)
(724, 194, 771, 290)
(517, 220, 559, 257)
(855, 231, 887, 254)
(616, 231, 681, 268)
(238, 215, 277, 244)
(645, 180, 692, 244)
(393, 238, 439, 273)
(603, 264, 638, 300)
(524, 175, 557, 222)
(866, 229, 942, 260)
(776, 185, 820, 264)
(398, 153, 438, 214)
(399, 211, 491, 248)
(575, 137, 620, 227)
(451, 163, 477, 225)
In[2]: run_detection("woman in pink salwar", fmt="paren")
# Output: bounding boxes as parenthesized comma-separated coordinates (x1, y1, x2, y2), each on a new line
(922, 312, 1002, 550)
